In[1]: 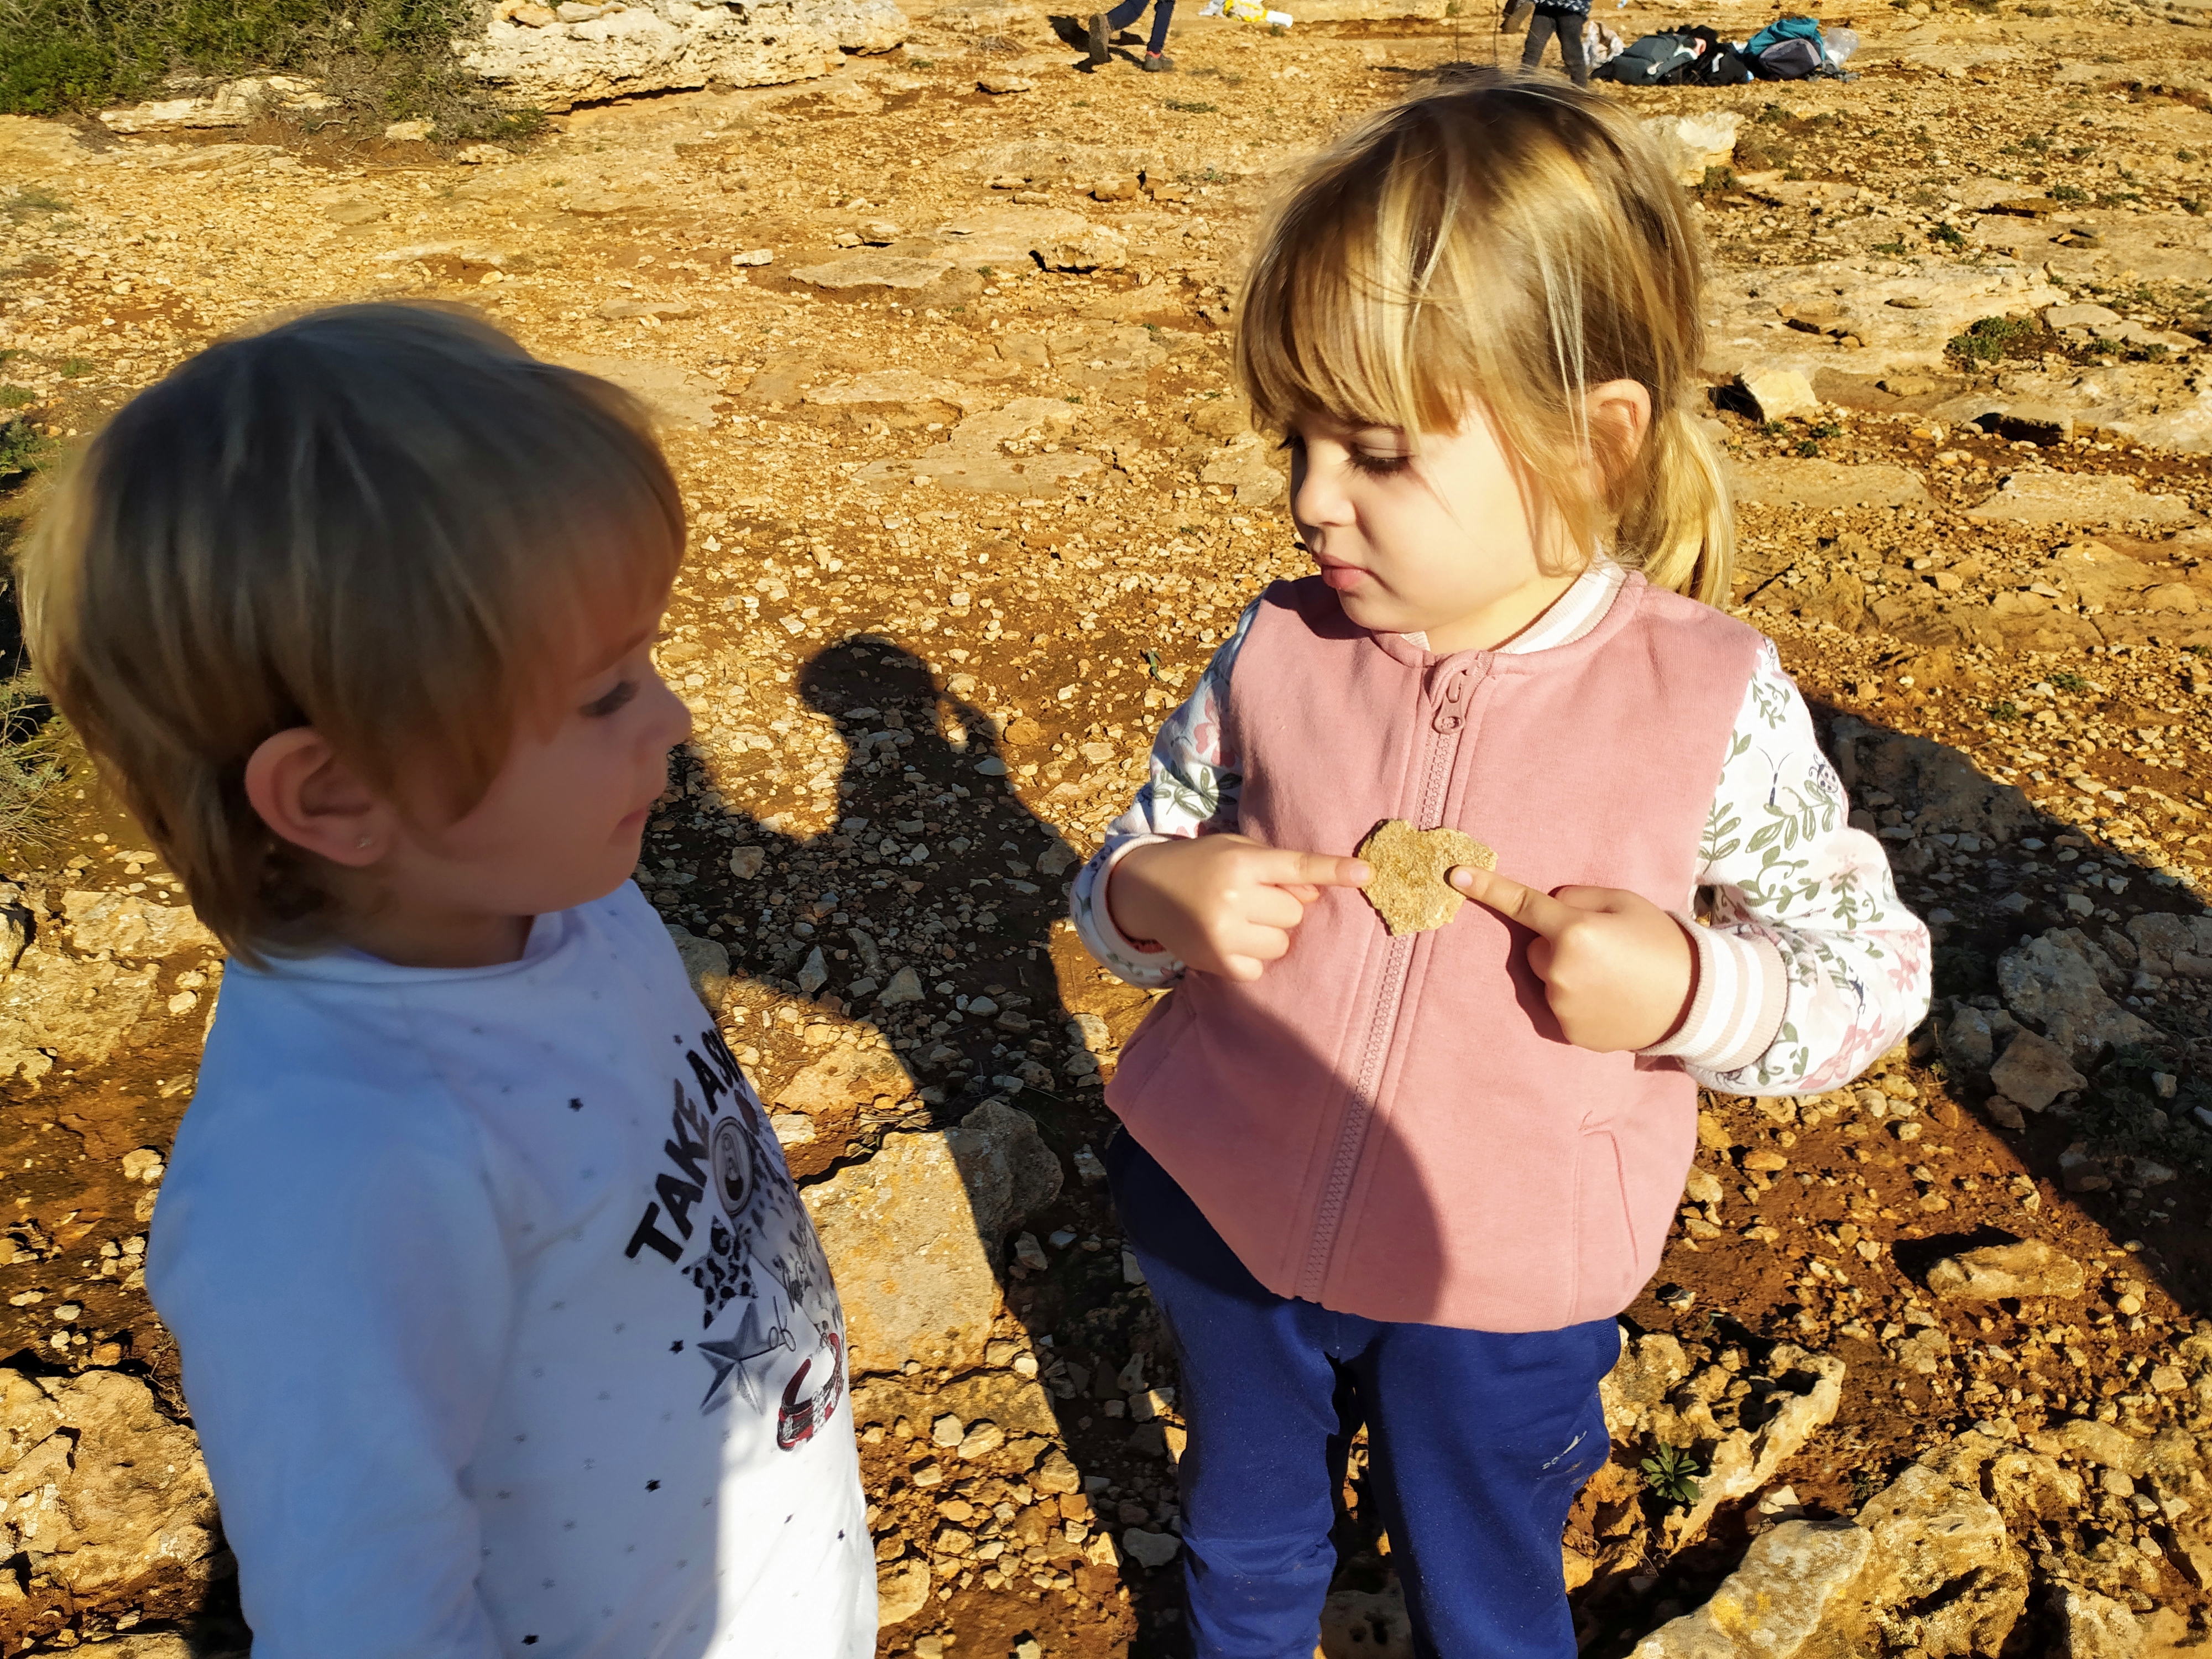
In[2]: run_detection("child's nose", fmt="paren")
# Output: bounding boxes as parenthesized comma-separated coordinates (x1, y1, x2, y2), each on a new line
(1291, 457, 1352, 526)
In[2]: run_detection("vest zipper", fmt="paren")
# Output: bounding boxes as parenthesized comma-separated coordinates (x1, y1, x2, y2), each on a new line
(1296, 665, 1476, 1302)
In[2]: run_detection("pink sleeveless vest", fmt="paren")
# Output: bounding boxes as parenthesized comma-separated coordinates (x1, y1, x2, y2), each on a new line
(1105, 572, 1764, 1333)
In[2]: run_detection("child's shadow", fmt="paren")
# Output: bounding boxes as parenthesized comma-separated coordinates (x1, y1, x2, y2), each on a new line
(684, 636, 1198, 1637)
(696, 633, 1087, 1130)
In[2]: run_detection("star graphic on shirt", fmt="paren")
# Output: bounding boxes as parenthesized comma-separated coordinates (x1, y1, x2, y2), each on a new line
(695, 1295, 796, 1412)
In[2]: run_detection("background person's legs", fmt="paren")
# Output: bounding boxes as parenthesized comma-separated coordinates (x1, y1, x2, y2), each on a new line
(1517, 11, 1558, 70)
(1557, 13, 1591, 85)
(1145, 0, 1176, 56)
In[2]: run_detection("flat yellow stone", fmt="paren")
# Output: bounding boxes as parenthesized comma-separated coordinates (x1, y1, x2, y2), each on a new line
(1355, 818, 1495, 937)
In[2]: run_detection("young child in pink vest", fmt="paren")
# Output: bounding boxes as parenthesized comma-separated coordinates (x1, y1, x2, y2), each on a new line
(1068, 75, 1931, 1657)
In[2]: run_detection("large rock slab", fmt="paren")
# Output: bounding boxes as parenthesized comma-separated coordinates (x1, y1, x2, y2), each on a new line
(1729, 460, 1931, 511)
(2127, 911, 2212, 979)
(800, 1098, 1059, 1373)
(1629, 1520, 1874, 1658)
(1926, 1238, 2087, 1302)
(1987, 1030, 2086, 1113)
(1, 1368, 221, 1618)
(557, 354, 724, 429)
(1997, 928, 2159, 1063)
(461, 0, 906, 109)
(1631, 1442, 2028, 1659)
(1600, 1329, 1846, 1546)
(1704, 262, 2062, 382)
(1966, 471, 2199, 526)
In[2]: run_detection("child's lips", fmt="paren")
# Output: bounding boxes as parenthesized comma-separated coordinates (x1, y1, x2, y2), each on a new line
(1318, 561, 1368, 592)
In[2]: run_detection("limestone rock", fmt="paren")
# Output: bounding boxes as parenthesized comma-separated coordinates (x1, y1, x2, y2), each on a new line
(1599, 1329, 1689, 1441)
(461, 0, 907, 109)
(0, 1368, 220, 1610)
(1319, 1583, 1416, 1659)
(1121, 1526, 1181, 1568)
(945, 1097, 1063, 1248)
(1648, 111, 1741, 185)
(1942, 1005, 1994, 1075)
(2054, 1586, 2144, 1658)
(1633, 1447, 2028, 1659)
(1739, 368, 1820, 422)
(930, 1368, 1062, 1440)
(1629, 1519, 1873, 1658)
(1987, 1030, 2086, 1113)
(1997, 929, 2158, 1063)
(803, 1127, 998, 1373)
(1853, 1464, 2027, 1657)
(775, 1045, 913, 1115)
(1672, 1345, 1846, 1542)
(60, 891, 219, 959)
(1927, 1238, 2086, 1302)
(800, 1099, 1058, 1373)
(1033, 224, 1129, 272)
(791, 251, 958, 293)
(2127, 910, 2212, 979)
(2051, 1417, 2150, 1478)
(1197, 431, 1288, 505)
(0, 941, 162, 1086)
(557, 354, 723, 430)
(877, 1557, 932, 1625)
(663, 924, 731, 1010)
(1729, 460, 1932, 512)
(1966, 471, 2199, 526)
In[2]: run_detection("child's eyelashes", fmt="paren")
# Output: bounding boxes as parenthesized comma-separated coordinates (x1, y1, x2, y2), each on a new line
(1349, 450, 1413, 477)
(1277, 431, 1410, 476)
(582, 680, 639, 719)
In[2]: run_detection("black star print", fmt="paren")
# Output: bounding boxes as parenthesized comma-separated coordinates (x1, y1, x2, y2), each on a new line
(670, 1340, 684, 1353)
(647, 1479, 661, 1491)
(568, 1098, 584, 1112)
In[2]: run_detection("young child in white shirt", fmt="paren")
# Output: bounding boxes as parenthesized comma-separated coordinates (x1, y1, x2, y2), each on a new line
(22, 304, 875, 1659)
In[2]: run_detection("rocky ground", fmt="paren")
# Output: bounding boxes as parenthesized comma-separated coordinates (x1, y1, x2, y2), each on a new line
(2, 0, 2212, 1652)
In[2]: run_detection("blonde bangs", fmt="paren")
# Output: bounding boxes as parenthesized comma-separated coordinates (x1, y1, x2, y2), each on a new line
(1233, 71, 1734, 606)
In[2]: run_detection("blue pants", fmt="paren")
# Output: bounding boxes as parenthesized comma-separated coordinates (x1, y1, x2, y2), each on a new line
(1107, 1130, 1617, 1659)
(1105, 0, 1176, 55)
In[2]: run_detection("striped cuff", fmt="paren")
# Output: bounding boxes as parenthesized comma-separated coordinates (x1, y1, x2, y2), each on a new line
(1639, 921, 1788, 1075)
(1071, 836, 1187, 988)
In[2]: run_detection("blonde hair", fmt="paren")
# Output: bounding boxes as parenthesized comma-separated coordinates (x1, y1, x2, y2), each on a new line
(1235, 71, 1733, 604)
(21, 303, 685, 963)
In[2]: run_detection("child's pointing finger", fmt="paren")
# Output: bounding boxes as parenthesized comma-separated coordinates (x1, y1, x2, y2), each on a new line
(1448, 864, 1579, 937)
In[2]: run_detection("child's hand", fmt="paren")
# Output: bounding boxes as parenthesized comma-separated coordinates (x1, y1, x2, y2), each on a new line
(1450, 867, 1696, 1052)
(1109, 834, 1370, 982)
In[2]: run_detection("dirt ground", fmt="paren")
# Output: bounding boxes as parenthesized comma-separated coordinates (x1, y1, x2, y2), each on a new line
(2, 0, 2212, 1650)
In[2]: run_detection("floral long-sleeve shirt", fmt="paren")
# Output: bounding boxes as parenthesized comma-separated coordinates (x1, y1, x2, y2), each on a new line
(1070, 559, 1932, 1097)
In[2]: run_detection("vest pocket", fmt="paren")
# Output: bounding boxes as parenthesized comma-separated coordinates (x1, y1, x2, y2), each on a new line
(1572, 1127, 1642, 1319)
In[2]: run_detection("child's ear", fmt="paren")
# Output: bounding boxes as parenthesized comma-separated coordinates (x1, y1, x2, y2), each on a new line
(243, 728, 394, 867)
(1585, 379, 1654, 481)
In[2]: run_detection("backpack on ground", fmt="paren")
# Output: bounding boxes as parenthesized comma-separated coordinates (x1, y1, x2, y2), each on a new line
(1743, 14, 1822, 54)
(1754, 35, 1824, 78)
(1594, 29, 1700, 85)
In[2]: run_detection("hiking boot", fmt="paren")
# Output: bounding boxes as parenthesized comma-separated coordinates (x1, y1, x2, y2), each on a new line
(1141, 50, 1176, 70)
(1085, 12, 1109, 65)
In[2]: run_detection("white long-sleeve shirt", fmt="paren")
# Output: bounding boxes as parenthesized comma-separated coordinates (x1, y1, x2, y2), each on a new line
(148, 883, 874, 1659)
(1071, 559, 1932, 1094)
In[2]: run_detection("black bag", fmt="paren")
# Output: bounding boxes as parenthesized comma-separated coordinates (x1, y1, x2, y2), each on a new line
(1699, 43, 1755, 82)
(1754, 35, 1824, 77)
(1595, 30, 1699, 84)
